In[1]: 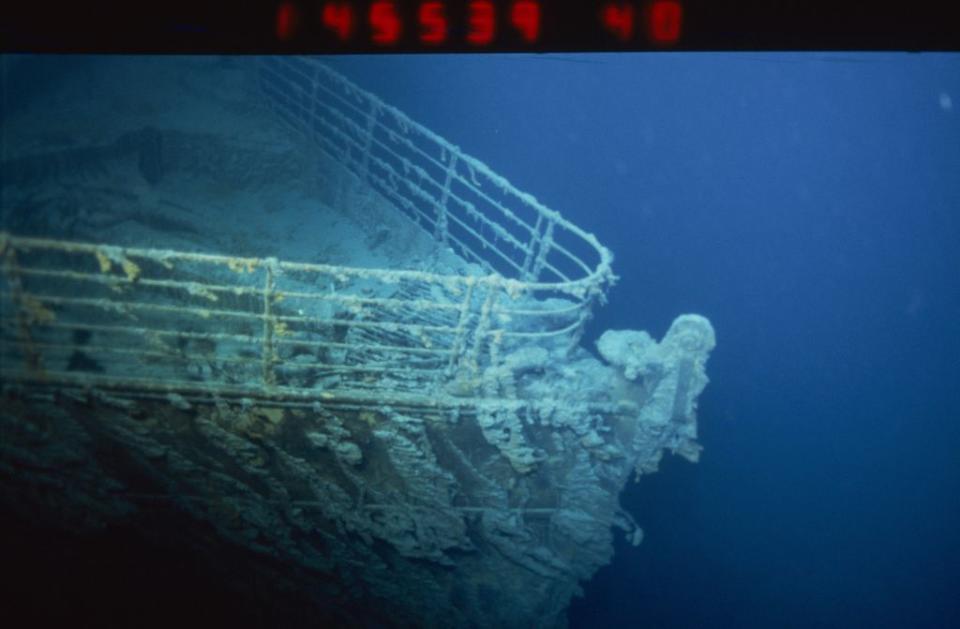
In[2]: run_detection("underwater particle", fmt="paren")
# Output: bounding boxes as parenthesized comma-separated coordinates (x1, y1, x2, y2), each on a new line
(939, 92, 953, 111)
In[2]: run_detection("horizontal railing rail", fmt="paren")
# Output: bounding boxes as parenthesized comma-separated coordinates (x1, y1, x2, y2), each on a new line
(0, 231, 616, 410)
(257, 58, 614, 302)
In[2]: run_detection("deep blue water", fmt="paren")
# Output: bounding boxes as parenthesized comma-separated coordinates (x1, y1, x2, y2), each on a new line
(330, 53, 960, 628)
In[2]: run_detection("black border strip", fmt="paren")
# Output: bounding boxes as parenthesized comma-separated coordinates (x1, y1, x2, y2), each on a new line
(1, 1, 957, 53)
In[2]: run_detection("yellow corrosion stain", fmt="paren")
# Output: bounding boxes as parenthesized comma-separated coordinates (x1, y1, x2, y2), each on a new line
(121, 258, 141, 282)
(188, 283, 219, 302)
(95, 250, 112, 273)
(22, 295, 55, 325)
(227, 258, 257, 273)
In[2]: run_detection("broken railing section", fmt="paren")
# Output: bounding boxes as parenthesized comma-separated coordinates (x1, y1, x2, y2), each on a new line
(0, 233, 604, 409)
(257, 57, 615, 304)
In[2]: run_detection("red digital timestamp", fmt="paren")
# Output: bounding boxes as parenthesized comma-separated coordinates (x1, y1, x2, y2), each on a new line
(276, 1, 682, 47)
(276, 1, 542, 46)
(600, 1, 683, 44)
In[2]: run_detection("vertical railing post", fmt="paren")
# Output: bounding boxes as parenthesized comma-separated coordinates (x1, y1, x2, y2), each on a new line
(521, 213, 544, 280)
(309, 64, 324, 146)
(530, 218, 555, 281)
(434, 148, 459, 245)
(1, 235, 44, 375)
(358, 100, 380, 183)
(446, 277, 476, 377)
(466, 277, 500, 377)
(262, 258, 279, 390)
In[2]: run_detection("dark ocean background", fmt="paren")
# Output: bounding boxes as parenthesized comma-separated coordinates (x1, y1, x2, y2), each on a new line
(326, 53, 960, 628)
